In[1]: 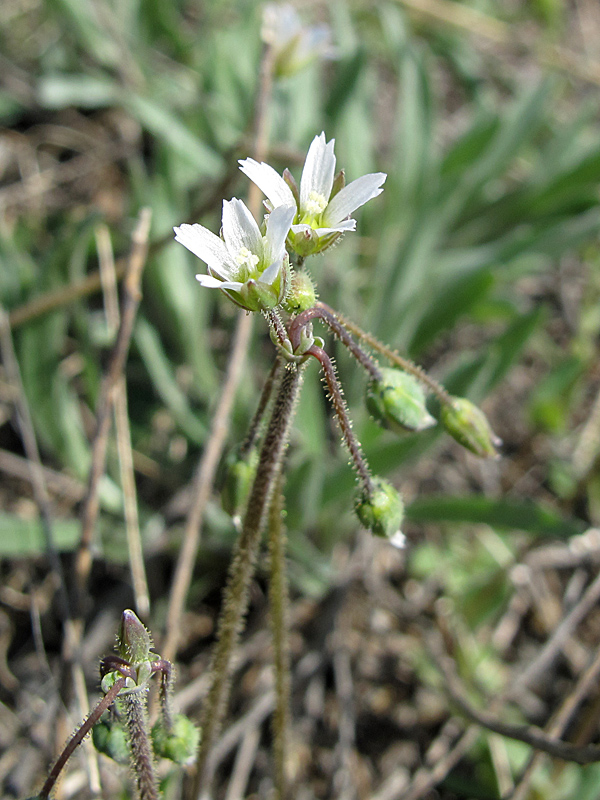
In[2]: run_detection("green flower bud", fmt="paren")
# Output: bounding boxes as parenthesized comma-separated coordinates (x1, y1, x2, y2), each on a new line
(117, 610, 153, 663)
(366, 368, 436, 433)
(152, 714, 200, 765)
(284, 271, 317, 314)
(441, 396, 501, 458)
(222, 447, 259, 519)
(355, 477, 405, 543)
(93, 717, 130, 764)
(289, 227, 343, 258)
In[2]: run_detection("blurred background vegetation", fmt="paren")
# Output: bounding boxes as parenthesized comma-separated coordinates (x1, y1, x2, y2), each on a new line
(3, 0, 600, 798)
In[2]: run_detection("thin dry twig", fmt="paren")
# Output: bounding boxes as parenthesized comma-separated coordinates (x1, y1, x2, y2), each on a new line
(223, 724, 262, 800)
(73, 207, 152, 611)
(432, 631, 600, 765)
(161, 311, 253, 662)
(511, 633, 600, 799)
(96, 223, 150, 620)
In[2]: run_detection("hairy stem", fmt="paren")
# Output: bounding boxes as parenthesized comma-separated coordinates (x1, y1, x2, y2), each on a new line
(307, 344, 373, 493)
(268, 477, 291, 800)
(122, 688, 159, 800)
(316, 301, 451, 403)
(240, 357, 283, 456)
(191, 364, 305, 799)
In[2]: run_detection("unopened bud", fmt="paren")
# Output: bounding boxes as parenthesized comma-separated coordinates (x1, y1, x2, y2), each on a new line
(118, 609, 153, 663)
(355, 477, 404, 542)
(284, 271, 317, 314)
(441, 396, 501, 458)
(152, 714, 200, 765)
(366, 368, 436, 433)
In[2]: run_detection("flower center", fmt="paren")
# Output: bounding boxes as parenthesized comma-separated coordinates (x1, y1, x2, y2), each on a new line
(303, 190, 328, 222)
(235, 246, 260, 279)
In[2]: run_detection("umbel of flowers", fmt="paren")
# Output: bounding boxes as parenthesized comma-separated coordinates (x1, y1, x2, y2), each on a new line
(174, 131, 500, 543)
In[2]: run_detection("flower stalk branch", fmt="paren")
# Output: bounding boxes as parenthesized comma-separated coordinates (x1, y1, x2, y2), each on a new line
(267, 477, 291, 800)
(316, 301, 452, 404)
(289, 304, 382, 381)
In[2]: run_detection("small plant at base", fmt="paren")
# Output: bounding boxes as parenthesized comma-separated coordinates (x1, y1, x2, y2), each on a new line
(32, 610, 198, 800)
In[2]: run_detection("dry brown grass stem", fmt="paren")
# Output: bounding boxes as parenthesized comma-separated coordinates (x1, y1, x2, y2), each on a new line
(96, 223, 150, 620)
(395, 0, 600, 88)
(74, 207, 151, 610)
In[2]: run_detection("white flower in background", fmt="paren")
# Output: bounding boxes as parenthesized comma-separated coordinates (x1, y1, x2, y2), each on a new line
(262, 4, 336, 78)
(239, 132, 386, 257)
(174, 200, 296, 313)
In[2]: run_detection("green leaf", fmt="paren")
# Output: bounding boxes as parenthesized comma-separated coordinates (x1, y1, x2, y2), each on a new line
(407, 496, 584, 538)
(0, 513, 80, 556)
(124, 94, 222, 177)
(134, 317, 207, 445)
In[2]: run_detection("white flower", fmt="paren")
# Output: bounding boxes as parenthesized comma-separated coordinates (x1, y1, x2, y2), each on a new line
(262, 4, 336, 78)
(174, 199, 296, 313)
(239, 132, 386, 257)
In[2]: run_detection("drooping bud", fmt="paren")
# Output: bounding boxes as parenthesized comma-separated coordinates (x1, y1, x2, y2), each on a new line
(441, 396, 501, 458)
(366, 368, 436, 433)
(284, 271, 317, 314)
(117, 610, 153, 664)
(93, 717, 130, 764)
(354, 477, 405, 542)
(222, 446, 259, 519)
(151, 714, 201, 765)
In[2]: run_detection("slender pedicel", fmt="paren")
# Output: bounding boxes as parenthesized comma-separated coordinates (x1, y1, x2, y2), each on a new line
(305, 344, 373, 493)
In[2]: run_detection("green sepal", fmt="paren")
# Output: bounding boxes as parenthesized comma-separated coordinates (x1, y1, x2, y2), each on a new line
(283, 271, 317, 314)
(441, 396, 501, 458)
(151, 714, 201, 765)
(366, 368, 436, 433)
(92, 716, 130, 764)
(355, 477, 404, 541)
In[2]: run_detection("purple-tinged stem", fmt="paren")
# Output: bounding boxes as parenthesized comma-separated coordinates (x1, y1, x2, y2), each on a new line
(40, 677, 127, 799)
(288, 306, 382, 381)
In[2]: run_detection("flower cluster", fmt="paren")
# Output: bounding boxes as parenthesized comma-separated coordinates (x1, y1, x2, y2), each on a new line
(174, 132, 386, 313)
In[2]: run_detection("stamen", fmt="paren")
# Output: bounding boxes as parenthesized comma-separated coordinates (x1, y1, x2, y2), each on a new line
(304, 191, 328, 217)
(235, 247, 260, 269)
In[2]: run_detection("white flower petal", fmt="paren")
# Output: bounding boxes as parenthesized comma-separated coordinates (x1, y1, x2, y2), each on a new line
(311, 220, 356, 236)
(221, 198, 262, 259)
(264, 204, 296, 263)
(300, 132, 336, 211)
(174, 224, 234, 276)
(260, 259, 282, 286)
(324, 172, 386, 225)
(195, 274, 226, 288)
(389, 530, 406, 549)
(238, 158, 296, 209)
(217, 280, 244, 292)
